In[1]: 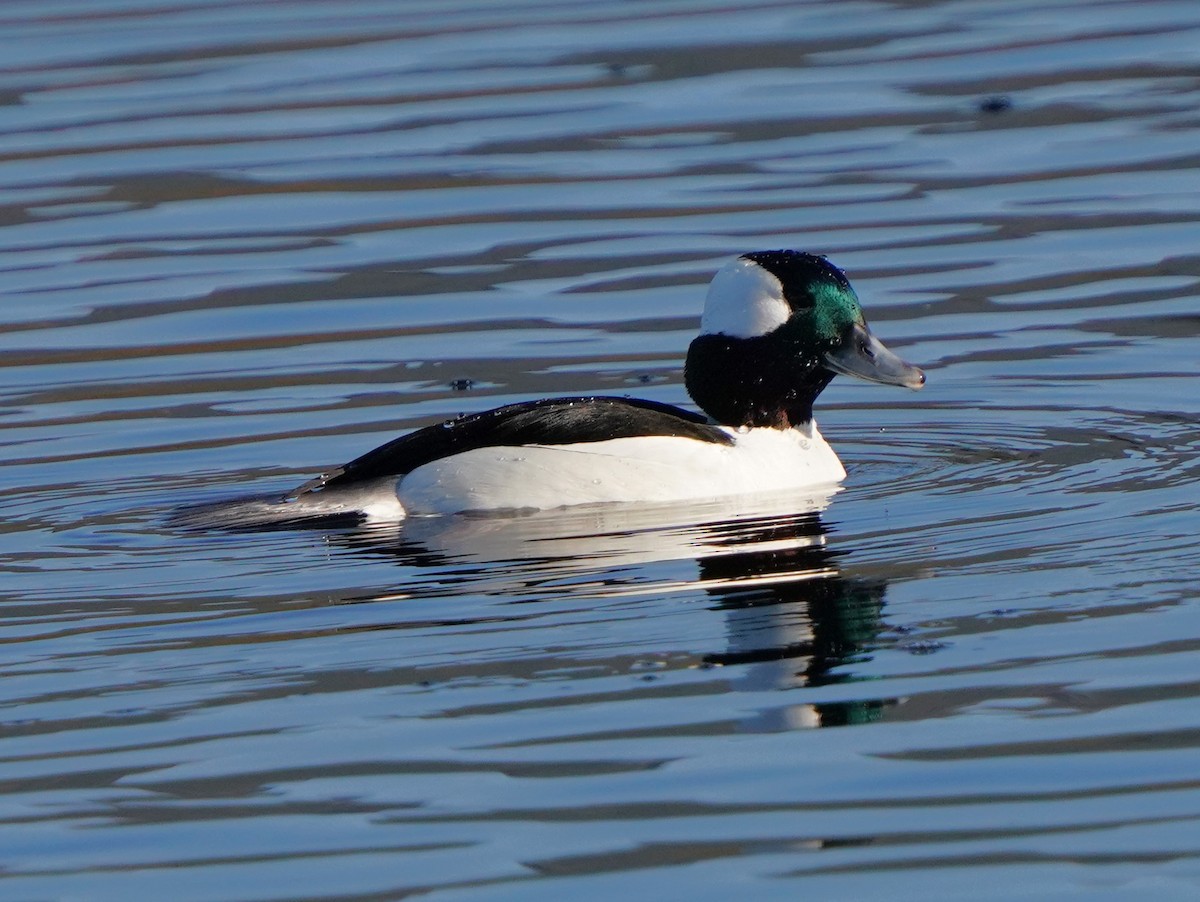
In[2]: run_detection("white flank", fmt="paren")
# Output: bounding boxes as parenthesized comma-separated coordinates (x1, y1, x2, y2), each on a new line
(397, 422, 846, 515)
(699, 257, 790, 338)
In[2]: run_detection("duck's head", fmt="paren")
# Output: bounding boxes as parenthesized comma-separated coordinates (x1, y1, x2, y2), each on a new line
(684, 251, 924, 428)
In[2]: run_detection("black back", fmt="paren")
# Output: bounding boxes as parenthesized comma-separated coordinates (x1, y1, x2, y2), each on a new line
(294, 396, 730, 495)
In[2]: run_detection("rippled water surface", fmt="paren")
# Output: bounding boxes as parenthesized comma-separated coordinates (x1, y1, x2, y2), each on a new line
(4, 1, 1200, 898)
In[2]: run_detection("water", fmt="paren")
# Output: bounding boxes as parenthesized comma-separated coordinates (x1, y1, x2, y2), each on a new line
(3, 0, 1200, 898)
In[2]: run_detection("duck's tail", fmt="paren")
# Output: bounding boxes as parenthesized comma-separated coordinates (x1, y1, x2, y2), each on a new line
(169, 478, 405, 531)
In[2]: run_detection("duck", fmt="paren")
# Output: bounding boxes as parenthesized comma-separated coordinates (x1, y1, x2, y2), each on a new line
(178, 251, 924, 528)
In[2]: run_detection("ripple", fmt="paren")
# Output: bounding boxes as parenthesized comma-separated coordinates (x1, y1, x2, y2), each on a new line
(4, 0, 1200, 899)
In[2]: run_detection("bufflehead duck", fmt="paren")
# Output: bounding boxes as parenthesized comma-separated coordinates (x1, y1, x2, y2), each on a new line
(181, 251, 924, 527)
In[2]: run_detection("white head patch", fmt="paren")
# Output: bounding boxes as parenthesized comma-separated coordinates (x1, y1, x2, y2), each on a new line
(700, 257, 791, 338)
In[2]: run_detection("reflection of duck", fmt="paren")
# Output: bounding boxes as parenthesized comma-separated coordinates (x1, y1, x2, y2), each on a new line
(332, 495, 889, 731)
(696, 515, 887, 730)
(341, 489, 843, 576)
(177, 251, 922, 529)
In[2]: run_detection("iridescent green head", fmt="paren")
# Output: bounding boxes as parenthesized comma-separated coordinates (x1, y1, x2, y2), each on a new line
(742, 250, 866, 345)
(686, 250, 924, 427)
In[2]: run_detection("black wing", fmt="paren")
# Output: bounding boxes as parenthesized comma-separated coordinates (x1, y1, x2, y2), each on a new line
(293, 396, 730, 496)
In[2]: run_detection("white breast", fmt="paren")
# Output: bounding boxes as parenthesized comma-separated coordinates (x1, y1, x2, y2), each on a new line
(396, 422, 846, 516)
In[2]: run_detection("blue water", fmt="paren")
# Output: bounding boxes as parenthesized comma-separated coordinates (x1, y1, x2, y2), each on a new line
(3, 1, 1200, 899)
